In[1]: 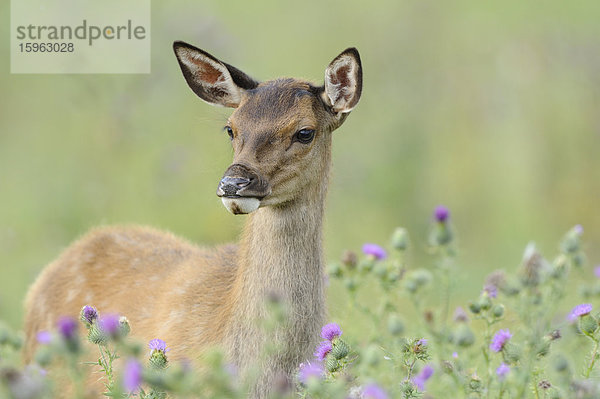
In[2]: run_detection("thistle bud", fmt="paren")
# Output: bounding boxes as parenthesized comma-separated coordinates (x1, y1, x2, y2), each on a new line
(325, 355, 339, 372)
(468, 302, 481, 314)
(331, 339, 350, 360)
(492, 304, 505, 318)
(478, 295, 492, 311)
(468, 374, 482, 391)
(87, 323, 108, 345)
(374, 262, 388, 279)
(344, 277, 357, 292)
(560, 225, 583, 254)
(149, 350, 168, 370)
(391, 227, 409, 251)
(358, 258, 374, 273)
(504, 342, 521, 363)
(404, 279, 418, 293)
(454, 324, 475, 347)
(341, 250, 357, 269)
(119, 317, 131, 338)
(579, 315, 598, 335)
(327, 263, 343, 278)
(412, 269, 432, 287)
(34, 346, 53, 367)
(387, 314, 405, 336)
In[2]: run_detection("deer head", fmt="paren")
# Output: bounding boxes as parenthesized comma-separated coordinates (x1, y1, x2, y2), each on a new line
(173, 42, 362, 214)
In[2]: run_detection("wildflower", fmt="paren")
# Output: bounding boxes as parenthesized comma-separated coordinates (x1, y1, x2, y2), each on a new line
(453, 307, 469, 323)
(148, 338, 169, 369)
(452, 352, 458, 359)
(391, 227, 409, 250)
(57, 316, 78, 341)
(98, 314, 120, 336)
(119, 316, 131, 337)
(568, 303, 593, 322)
(314, 341, 332, 361)
(123, 359, 143, 393)
(362, 383, 389, 399)
(430, 206, 453, 245)
(297, 362, 324, 384)
(362, 243, 387, 260)
(434, 205, 450, 223)
(416, 338, 427, 347)
(36, 331, 52, 345)
(412, 364, 434, 391)
(149, 338, 169, 354)
(321, 323, 342, 341)
(341, 250, 358, 269)
(490, 329, 512, 352)
(79, 305, 98, 327)
(595, 266, 600, 278)
(496, 363, 510, 381)
(482, 284, 498, 298)
(574, 224, 583, 235)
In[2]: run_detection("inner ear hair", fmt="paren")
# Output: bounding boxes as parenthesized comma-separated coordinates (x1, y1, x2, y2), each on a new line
(324, 48, 363, 114)
(173, 41, 258, 108)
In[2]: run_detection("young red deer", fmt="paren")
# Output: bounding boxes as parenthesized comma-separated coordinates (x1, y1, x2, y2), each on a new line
(23, 41, 362, 397)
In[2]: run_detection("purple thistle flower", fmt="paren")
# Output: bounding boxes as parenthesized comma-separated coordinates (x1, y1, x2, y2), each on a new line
(81, 305, 98, 325)
(574, 224, 584, 235)
(98, 314, 120, 335)
(298, 362, 324, 384)
(57, 316, 78, 340)
(362, 243, 387, 260)
(416, 338, 428, 346)
(490, 329, 512, 352)
(412, 364, 434, 391)
(149, 338, 169, 354)
(434, 205, 450, 223)
(452, 352, 458, 359)
(320, 323, 343, 341)
(483, 284, 498, 298)
(595, 266, 600, 279)
(568, 303, 593, 322)
(313, 340, 332, 361)
(123, 359, 143, 393)
(36, 331, 52, 345)
(362, 383, 389, 399)
(496, 362, 510, 381)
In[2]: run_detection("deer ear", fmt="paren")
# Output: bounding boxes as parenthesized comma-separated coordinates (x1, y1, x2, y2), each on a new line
(323, 48, 363, 114)
(173, 41, 259, 108)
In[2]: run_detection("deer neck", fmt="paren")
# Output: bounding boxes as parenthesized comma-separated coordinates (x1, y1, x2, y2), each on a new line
(223, 164, 330, 375)
(237, 180, 327, 318)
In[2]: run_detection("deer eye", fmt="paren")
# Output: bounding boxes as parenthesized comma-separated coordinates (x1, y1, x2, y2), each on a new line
(225, 126, 234, 140)
(295, 129, 315, 144)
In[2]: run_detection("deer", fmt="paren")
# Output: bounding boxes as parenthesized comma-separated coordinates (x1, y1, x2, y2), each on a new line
(23, 41, 362, 397)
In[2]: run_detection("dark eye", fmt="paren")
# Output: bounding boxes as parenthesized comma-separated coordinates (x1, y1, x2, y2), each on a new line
(295, 129, 315, 144)
(225, 126, 234, 140)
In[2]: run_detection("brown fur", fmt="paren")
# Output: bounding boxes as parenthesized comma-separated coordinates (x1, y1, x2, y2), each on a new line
(23, 43, 362, 398)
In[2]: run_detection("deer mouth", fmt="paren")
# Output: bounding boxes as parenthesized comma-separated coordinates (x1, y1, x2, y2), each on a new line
(220, 197, 261, 215)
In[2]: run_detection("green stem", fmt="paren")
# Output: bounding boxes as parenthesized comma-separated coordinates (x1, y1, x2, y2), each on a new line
(584, 339, 600, 378)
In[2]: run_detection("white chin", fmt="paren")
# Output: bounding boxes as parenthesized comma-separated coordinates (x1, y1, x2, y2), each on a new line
(221, 197, 260, 215)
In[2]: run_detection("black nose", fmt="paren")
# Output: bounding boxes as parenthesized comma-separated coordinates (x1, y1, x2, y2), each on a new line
(218, 176, 251, 197)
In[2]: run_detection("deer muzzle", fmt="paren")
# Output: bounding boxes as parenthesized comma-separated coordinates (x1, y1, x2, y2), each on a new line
(217, 164, 270, 215)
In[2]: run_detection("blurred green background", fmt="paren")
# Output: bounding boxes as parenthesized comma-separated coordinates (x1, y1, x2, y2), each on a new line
(1, 0, 599, 330)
